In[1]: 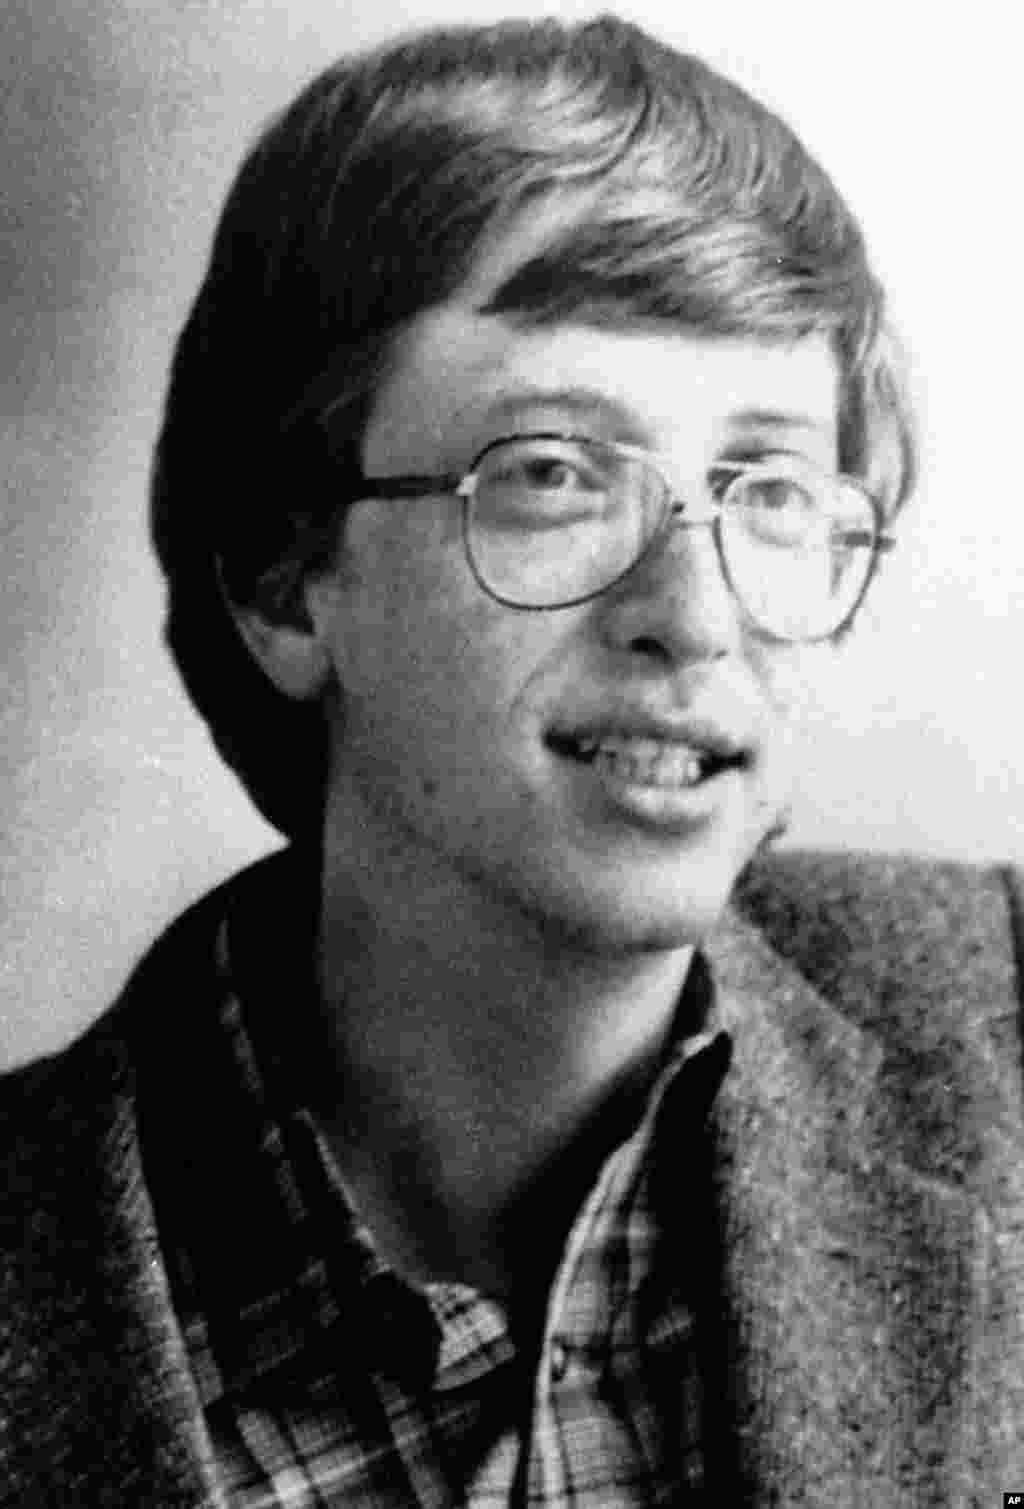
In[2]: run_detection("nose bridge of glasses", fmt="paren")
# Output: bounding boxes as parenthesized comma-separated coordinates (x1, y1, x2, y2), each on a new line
(663, 490, 721, 531)
(627, 446, 722, 534)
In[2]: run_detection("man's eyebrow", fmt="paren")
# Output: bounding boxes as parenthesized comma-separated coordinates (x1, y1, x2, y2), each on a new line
(727, 407, 835, 437)
(460, 388, 838, 449)
(469, 385, 652, 441)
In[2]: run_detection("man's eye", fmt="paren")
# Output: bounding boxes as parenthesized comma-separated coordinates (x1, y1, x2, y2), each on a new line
(746, 479, 810, 511)
(735, 477, 823, 544)
(483, 442, 606, 494)
(519, 456, 579, 490)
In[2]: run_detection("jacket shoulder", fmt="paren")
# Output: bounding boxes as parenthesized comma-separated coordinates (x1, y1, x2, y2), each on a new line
(0, 862, 263, 1507)
(733, 849, 1024, 1188)
(735, 847, 1023, 1033)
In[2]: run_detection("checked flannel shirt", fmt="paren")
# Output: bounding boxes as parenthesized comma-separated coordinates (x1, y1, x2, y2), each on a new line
(155, 902, 733, 1508)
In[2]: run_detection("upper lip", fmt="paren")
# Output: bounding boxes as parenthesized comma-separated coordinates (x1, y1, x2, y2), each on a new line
(547, 711, 754, 764)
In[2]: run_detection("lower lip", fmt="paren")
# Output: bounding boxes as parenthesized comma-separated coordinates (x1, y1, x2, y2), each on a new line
(563, 750, 744, 832)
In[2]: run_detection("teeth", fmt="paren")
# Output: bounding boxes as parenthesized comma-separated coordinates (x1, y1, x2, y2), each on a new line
(580, 735, 710, 788)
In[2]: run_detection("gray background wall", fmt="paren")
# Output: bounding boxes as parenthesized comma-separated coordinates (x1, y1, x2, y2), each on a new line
(2, 0, 1020, 1068)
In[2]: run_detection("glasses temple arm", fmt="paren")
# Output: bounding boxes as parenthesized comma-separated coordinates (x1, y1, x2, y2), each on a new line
(836, 528, 896, 551)
(349, 472, 465, 501)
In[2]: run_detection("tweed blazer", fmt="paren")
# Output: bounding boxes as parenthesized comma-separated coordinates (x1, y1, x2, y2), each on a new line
(3, 848, 1024, 1506)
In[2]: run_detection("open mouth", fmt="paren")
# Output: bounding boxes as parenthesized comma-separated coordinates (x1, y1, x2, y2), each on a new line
(546, 730, 750, 790)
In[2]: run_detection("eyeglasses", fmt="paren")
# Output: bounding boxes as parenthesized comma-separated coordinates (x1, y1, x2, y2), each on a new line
(351, 432, 894, 643)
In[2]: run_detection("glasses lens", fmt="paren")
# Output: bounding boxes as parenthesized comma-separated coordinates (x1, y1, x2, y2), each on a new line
(465, 438, 881, 638)
(465, 436, 663, 608)
(719, 468, 878, 640)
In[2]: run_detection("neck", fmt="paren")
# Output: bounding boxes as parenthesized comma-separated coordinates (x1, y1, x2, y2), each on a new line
(311, 804, 694, 1310)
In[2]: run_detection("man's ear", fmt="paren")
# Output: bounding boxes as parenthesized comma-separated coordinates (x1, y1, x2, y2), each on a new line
(230, 604, 331, 701)
(224, 564, 344, 704)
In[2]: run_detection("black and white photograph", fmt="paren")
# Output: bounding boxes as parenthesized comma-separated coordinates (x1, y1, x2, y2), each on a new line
(2, 3, 1022, 1503)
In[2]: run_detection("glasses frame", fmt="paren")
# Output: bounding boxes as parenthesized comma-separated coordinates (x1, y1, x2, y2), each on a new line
(349, 432, 895, 643)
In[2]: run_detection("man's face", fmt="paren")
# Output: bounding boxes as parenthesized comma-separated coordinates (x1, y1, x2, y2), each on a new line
(311, 294, 838, 952)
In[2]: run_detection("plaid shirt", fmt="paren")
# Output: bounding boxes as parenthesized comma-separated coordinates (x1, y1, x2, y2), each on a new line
(162, 907, 732, 1507)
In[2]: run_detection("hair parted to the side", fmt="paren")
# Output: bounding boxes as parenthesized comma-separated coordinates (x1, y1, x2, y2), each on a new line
(151, 13, 916, 840)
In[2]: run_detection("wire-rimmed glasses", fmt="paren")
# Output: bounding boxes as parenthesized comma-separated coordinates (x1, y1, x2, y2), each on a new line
(350, 432, 894, 643)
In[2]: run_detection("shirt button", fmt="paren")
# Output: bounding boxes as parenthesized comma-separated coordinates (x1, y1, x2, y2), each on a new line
(549, 1338, 569, 1383)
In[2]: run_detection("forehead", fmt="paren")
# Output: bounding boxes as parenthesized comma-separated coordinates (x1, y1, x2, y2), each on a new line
(363, 304, 839, 473)
(361, 191, 840, 470)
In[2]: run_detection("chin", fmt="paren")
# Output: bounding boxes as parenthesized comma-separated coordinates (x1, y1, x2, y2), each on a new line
(533, 898, 729, 959)
(447, 786, 785, 954)
(520, 851, 746, 957)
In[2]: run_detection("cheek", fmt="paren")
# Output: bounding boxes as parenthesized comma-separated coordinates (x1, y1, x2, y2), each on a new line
(335, 501, 470, 679)
(336, 503, 556, 752)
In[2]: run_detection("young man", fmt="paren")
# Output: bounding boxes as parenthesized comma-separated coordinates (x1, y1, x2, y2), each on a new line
(4, 15, 1023, 1505)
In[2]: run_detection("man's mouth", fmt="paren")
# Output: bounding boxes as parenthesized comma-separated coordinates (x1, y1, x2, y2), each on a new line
(546, 730, 750, 790)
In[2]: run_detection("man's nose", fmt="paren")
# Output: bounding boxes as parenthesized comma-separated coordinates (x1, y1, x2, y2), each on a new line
(597, 516, 744, 665)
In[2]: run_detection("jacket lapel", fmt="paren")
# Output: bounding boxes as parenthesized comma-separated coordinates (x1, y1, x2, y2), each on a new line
(702, 906, 982, 1508)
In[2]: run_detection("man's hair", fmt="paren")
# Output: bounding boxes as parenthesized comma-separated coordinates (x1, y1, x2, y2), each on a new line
(151, 13, 916, 840)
